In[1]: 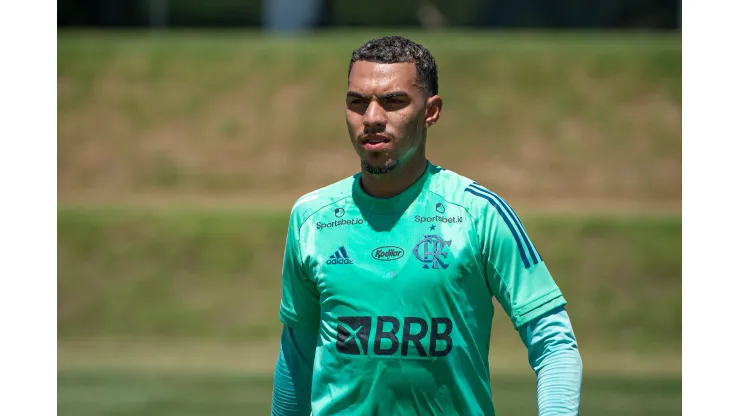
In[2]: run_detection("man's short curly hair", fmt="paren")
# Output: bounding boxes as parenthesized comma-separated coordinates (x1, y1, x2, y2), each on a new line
(348, 36, 439, 96)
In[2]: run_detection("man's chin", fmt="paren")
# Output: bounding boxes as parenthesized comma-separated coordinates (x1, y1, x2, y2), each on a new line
(361, 159, 398, 176)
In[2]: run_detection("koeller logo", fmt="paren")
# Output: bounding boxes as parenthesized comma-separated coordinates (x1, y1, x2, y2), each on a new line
(372, 246, 405, 261)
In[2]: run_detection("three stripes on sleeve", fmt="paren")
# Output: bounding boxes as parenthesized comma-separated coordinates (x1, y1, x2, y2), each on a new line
(464, 183, 542, 269)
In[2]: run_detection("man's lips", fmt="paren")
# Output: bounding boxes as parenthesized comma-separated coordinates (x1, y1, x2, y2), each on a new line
(360, 135, 392, 151)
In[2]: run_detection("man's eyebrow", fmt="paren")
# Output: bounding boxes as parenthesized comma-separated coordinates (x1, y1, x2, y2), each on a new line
(377, 91, 409, 100)
(346, 91, 410, 100)
(346, 91, 370, 100)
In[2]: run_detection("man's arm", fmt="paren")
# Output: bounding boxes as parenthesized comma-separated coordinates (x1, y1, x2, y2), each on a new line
(466, 183, 581, 414)
(272, 325, 317, 416)
(518, 306, 582, 416)
(271, 202, 321, 415)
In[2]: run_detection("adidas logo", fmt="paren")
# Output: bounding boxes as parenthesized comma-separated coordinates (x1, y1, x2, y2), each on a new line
(326, 246, 354, 265)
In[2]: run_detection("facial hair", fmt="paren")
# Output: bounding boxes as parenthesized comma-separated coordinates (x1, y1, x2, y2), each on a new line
(361, 158, 398, 176)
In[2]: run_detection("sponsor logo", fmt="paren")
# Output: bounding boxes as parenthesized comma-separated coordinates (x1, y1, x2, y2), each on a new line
(316, 218, 364, 230)
(334, 208, 345, 218)
(371, 246, 405, 261)
(337, 316, 453, 357)
(414, 215, 463, 224)
(413, 235, 452, 269)
(435, 203, 445, 214)
(327, 246, 354, 265)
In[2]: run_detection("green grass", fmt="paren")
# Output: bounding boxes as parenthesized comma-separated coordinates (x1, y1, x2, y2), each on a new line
(57, 368, 681, 415)
(57, 31, 681, 414)
(58, 205, 681, 352)
(57, 30, 681, 206)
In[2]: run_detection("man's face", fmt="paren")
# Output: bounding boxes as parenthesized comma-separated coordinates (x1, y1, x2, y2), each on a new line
(345, 61, 438, 175)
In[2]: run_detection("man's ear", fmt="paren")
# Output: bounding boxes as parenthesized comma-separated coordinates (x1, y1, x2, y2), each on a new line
(425, 95, 443, 127)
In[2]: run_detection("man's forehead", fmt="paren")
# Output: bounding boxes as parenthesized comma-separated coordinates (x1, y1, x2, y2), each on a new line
(348, 61, 418, 92)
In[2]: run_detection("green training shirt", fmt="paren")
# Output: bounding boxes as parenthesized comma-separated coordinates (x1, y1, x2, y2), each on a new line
(279, 162, 566, 415)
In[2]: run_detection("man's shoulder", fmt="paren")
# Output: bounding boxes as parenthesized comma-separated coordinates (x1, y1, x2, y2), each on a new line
(289, 174, 357, 222)
(427, 165, 500, 213)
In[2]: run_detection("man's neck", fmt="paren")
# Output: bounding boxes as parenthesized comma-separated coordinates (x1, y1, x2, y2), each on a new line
(360, 155, 428, 199)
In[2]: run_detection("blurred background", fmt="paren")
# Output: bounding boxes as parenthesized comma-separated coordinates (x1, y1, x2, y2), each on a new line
(57, 1, 681, 415)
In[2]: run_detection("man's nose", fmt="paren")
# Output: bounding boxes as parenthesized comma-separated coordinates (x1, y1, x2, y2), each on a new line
(363, 100, 386, 131)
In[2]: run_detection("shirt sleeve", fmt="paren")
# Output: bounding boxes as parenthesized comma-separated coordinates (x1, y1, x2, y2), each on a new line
(518, 306, 583, 415)
(278, 207, 321, 333)
(470, 186, 566, 328)
(271, 325, 317, 416)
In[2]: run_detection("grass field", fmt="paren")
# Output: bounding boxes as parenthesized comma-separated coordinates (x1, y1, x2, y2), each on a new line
(58, 370, 681, 415)
(57, 203, 682, 413)
(58, 30, 681, 209)
(58, 205, 681, 351)
(58, 338, 681, 415)
(58, 30, 681, 414)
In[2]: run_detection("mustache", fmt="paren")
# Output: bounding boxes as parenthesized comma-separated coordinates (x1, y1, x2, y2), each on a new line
(361, 125, 392, 136)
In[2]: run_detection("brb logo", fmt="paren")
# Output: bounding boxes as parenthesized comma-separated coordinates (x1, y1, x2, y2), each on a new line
(336, 316, 453, 357)
(413, 235, 452, 269)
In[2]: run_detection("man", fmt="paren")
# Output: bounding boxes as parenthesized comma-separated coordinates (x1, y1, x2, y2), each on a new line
(271, 36, 582, 415)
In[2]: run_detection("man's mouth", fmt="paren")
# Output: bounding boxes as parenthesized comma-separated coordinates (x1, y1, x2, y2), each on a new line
(361, 135, 391, 151)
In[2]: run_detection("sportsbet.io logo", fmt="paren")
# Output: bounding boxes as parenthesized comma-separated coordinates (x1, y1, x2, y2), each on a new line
(316, 218, 364, 230)
(336, 316, 453, 357)
(414, 215, 463, 224)
(371, 246, 405, 261)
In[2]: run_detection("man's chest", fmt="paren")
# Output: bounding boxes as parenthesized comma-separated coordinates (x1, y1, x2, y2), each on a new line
(302, 201, 482, 306)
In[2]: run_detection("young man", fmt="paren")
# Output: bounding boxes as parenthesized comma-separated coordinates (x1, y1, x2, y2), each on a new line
(271, 36, 582, 415)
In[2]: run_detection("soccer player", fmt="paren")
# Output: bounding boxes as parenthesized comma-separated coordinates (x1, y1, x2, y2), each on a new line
(271, 36, 582, 415)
